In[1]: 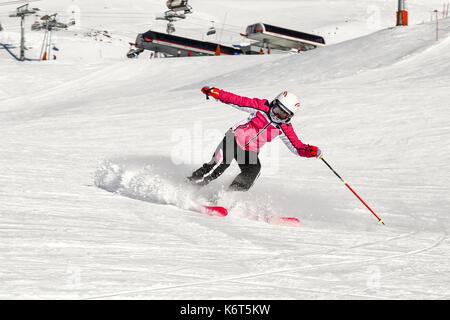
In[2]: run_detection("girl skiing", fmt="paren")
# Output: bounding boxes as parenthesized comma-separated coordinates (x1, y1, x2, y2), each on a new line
(188, 87, 322, 191)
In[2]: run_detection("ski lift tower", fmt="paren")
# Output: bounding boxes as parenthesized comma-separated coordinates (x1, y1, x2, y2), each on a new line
(397, 0, 408, 26)
(9, 4, 37, 61)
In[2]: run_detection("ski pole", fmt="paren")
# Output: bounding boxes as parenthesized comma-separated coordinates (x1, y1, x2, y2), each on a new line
(320, 157, 385, 225)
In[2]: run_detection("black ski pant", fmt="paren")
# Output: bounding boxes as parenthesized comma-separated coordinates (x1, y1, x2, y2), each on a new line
(190, 129, 261, 191)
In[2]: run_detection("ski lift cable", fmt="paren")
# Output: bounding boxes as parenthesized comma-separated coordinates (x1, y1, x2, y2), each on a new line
(0, 0, 41, 6)
(0, 7, 242, 29)
(0, 5, 241, 38)
(167, 12, 237, 40)
(26, 11, 157, 16)
(186, 15, 243, 29)
(176, 19, 241, 34)
(0, 3, 228, 30)
(1, 9, 157, 16)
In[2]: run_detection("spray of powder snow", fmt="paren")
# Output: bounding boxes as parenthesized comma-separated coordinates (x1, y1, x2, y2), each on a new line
(94, 157, 201, 210)
(93, 156, 282, 221)
(93, 157, 363, 229)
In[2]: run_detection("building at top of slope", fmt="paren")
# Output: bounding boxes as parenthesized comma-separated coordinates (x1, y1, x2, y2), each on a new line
(128, 22, 326, 58)
(128, 29, 245, 58)
(243, 22, 326, 52)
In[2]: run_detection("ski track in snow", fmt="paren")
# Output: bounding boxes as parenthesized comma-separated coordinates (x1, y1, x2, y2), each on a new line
(85, 233, 447, 300)
(1, 0, 449, 299)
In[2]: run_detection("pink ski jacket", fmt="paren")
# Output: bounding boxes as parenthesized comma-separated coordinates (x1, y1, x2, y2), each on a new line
(218, 90, 315, 157)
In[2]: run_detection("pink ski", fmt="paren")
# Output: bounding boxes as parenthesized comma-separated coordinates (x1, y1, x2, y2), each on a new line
(247, 214, 300, 227)
(188, 202, 298, 226)
(202, 206, 228, 217)
(270, 217, 301, 227)
(188, 202, 228, 217)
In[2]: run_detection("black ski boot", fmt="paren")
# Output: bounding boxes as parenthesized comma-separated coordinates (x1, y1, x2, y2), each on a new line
(187, 163, 215, 184)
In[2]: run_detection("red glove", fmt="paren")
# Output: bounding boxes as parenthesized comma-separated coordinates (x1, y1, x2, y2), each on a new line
(307, 146, 322, 158)
(201, 86, 220, 100)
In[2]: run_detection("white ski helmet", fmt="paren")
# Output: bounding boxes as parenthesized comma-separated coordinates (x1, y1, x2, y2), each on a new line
(270, 91, 301, 122)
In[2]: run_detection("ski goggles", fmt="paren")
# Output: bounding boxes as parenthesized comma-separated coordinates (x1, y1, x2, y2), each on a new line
(272, 100, 293, 120)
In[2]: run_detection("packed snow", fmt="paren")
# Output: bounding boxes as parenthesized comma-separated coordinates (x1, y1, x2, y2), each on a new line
(0, 0, 449, 299)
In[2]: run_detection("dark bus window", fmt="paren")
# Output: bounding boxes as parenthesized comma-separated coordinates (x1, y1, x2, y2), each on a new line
(142, 30, 241, 55)
(264, 24, 325, 44)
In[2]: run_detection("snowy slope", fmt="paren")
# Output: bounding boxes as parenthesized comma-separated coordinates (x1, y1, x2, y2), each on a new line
(0, 1, 449, 299)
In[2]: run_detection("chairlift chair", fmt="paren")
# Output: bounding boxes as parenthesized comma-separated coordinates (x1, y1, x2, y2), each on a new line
(31, 15, 41, 30)
(166, 22, 175, 34)
(206, 21, 216, 36)
(166, 0, 192, 13)
(31, 20, 41, 30)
